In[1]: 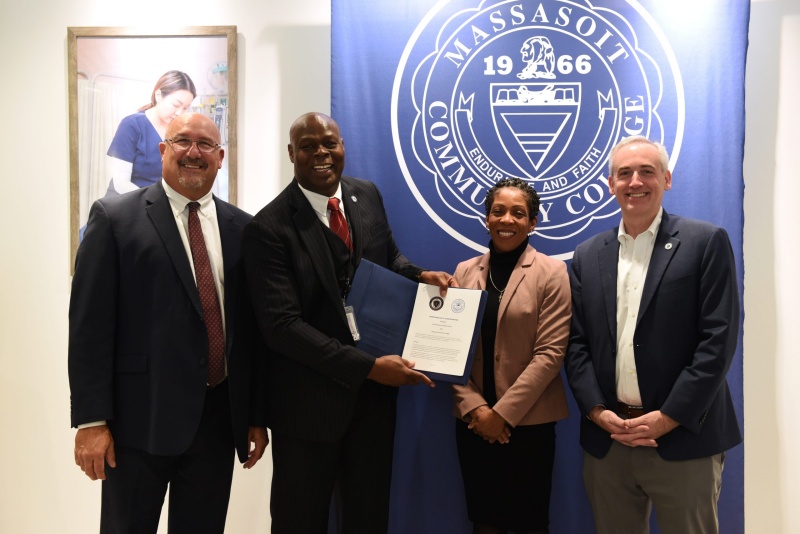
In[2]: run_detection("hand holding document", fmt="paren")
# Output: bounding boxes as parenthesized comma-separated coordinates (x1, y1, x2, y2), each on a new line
(346, 260, 486, 385)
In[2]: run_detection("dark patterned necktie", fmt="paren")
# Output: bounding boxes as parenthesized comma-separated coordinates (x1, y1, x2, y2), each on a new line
(187, 202, 225, 387)
(327, 197, 352, 251)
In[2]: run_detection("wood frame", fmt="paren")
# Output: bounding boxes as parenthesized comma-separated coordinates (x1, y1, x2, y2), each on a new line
(67, 26, 237, 270)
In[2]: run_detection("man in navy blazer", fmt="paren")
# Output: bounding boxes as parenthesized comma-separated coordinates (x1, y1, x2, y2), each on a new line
(69, 113, 268, 533)
(565, 136, 741, 534)
(243, 112, 454, 533)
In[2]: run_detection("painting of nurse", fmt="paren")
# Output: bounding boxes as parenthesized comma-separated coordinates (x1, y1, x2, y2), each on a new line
(106, 70, 196, 195)
(72, 31, 234, 241)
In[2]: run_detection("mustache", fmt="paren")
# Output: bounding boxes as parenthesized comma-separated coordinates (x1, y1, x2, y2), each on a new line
(179, 157, 207, 167)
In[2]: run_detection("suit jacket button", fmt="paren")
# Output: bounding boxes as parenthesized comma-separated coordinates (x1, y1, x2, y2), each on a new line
(199, 358, 207, 365)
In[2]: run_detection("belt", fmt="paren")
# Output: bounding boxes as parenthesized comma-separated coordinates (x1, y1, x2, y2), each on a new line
(616, 401, 645, 419)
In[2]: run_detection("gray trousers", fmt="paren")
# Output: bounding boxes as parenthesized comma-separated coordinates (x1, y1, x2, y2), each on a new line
(583, 441, 724, 534)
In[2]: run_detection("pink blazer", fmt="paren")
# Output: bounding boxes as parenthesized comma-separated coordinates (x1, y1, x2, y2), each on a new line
(452, 245, 571, 427)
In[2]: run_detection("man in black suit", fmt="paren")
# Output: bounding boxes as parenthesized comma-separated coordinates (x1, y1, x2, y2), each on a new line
(565, 136, 742, 534)
(243, 112, 455, 533)
(69, 113, 268, 534)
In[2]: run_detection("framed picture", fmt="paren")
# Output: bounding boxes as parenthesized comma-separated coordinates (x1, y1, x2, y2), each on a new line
(67, 26, 237, 270)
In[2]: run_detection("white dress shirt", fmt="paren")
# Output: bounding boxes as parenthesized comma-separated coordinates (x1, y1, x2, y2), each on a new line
(615, 208, 663, 406)
(297, 182, 348, 228)
(162, 179, 226, 334)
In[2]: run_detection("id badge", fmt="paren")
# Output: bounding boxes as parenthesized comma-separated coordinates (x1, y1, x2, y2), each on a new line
(344, 305, 361, 342)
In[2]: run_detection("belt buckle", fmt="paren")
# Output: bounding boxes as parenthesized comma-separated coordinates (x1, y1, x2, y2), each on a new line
(617, 401, 643, 419)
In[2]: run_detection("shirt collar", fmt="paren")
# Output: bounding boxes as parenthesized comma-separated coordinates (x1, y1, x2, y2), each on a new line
(297, 181, 345, 217)
(162, 179, 214, 216)
(618, 207, 663, 241)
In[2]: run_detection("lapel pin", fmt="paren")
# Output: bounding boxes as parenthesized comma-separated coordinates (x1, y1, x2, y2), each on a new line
(665, 243, 673, 250)
(351, 195, 358, 202)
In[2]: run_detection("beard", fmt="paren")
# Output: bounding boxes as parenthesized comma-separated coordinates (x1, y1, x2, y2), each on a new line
(177, 172, 208, 190)
(176, 158, 211, 190)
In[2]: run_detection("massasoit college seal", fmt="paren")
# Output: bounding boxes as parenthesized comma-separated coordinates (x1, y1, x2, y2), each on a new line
(392, 0, 684, 258)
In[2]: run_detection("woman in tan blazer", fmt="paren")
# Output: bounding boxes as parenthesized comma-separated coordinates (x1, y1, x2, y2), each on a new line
(452, 178, 571, 534)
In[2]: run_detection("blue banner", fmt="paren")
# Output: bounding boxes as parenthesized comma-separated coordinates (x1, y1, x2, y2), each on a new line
(333, 1, 747, 532)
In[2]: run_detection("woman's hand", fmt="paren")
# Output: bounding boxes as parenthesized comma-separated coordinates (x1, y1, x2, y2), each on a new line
(468, 405, 511, 444)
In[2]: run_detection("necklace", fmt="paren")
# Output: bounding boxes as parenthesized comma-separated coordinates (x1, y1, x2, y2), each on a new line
(488, 269, 507, 302)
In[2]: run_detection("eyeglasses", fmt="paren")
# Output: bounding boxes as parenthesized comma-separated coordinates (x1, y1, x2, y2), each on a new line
(165, 137, 221, 153)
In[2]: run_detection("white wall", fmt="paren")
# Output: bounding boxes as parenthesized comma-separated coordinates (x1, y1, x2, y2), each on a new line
(743, 1, 800, 532)
(0, 1, 330, 532)
(0, 0, 796, 532)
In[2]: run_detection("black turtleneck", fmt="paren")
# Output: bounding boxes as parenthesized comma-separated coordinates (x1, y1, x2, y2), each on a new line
(481, 237, 529, 406)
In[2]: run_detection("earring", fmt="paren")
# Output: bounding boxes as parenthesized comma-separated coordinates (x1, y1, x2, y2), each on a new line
(486, 225, 490, 234)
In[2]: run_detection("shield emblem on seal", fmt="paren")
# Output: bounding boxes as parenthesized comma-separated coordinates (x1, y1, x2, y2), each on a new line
(490, 82, 581, 179)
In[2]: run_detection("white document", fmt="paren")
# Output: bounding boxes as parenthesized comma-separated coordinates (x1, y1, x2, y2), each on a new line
(402, 284, 484, 377)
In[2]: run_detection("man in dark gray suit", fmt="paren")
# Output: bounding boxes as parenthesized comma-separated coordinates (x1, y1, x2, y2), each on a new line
(243, 112, 454, 533)
(70, 113, 268, 534)
(565, 136, 742, 534)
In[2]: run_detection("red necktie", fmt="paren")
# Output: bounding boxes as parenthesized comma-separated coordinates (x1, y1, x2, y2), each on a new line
(327, 197, 352, 251)
(187, 202, 225, 387)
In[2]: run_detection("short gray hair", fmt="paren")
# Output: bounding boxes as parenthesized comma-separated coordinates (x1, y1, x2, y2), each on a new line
(608, 136, 669, 176)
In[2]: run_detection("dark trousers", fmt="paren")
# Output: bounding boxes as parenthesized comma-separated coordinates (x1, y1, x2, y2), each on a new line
(100, 381, 235, 534)
(270, 385, 397, 534)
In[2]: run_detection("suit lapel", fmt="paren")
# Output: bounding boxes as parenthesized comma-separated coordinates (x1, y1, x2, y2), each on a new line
(288, 182, 345, 316)
(341, 178, 363, 266)
(598, 231, 620, 343)
(216, 197, 239, 270)
(215, 197, 241, 351)
(144, 183, 204, 317)
(639, 212, 679, 323)
(475, 253, 490, 292)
